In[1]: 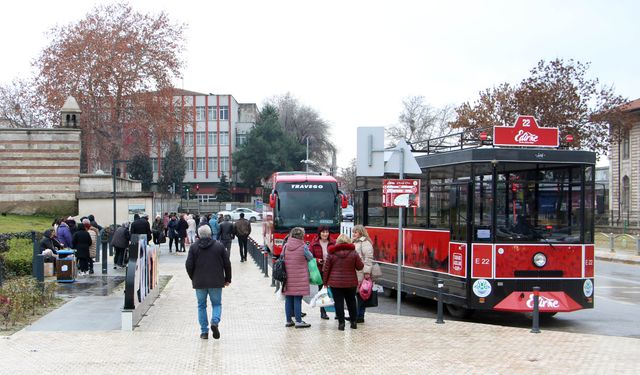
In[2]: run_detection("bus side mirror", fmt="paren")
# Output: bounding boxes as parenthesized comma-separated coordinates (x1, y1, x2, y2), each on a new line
(269, 193, 276, 208)
(341, 194, 348, 209)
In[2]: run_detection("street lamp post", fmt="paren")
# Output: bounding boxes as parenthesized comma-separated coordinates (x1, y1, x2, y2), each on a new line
(112, 159, 130, 230)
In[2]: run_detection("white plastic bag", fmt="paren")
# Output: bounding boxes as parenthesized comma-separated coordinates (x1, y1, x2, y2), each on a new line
(275, 287, 285, 302)
(372, 283, 384, 293)
(310, 288, 334, 308)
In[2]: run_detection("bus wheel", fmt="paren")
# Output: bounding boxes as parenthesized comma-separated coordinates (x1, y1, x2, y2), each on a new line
(445, 304, 475, 319)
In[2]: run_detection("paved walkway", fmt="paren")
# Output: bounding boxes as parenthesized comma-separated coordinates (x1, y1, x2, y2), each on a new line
(1, 239, 639, 374)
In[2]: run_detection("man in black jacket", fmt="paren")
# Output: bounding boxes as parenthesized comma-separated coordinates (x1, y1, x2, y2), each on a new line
(233, 213, 251, 262)
(185, 225, 231, 340)
(130, 214, 152, 244)
(218, 216, 235, 256)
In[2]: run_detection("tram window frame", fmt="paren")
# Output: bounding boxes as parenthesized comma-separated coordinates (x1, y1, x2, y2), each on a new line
(494, 163, 584, 244)
(473, 163, 494, 242)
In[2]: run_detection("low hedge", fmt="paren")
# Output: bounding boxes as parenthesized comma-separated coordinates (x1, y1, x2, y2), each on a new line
(0, 233, 39, 279)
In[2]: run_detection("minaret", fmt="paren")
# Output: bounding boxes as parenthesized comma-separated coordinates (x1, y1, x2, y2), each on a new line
(60, 96, 81, 128)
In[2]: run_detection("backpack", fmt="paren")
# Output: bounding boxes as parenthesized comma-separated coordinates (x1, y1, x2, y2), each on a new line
(272, 249, 287, 282)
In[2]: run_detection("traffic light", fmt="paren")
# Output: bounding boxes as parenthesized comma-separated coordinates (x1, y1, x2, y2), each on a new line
(195, 184, 200, 192)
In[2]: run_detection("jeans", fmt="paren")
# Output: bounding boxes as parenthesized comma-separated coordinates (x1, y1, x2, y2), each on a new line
(168, 237, 178, 252)
(331, 287, 358, 323)
(237, 236, 248, 260)
(356, 296, 367, 318)
(187, 229, 196, 244)
(284, 295, 303, 323)
(196, 288, 222, 334)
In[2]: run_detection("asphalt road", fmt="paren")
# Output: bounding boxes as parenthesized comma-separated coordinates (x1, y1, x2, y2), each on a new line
(370, 261, 640, 339)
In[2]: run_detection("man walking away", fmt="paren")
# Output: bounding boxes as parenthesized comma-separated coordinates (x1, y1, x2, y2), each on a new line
(185, 225, 231, 340)
(218, 216, 235, 256)
(233, 213, 251, 262)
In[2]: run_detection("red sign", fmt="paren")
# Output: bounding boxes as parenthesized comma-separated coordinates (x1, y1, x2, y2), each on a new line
(493, 115, 559, 147)
(382, 179, 420, 208)
(471, 244, 493, 278)
(494, 291, 583, 312)
(448, 242, 467, 278)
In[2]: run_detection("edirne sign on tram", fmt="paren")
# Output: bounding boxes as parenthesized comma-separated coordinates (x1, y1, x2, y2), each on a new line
(493, 115, 560, 147)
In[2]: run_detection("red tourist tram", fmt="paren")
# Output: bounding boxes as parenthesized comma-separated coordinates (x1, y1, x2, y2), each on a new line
(355, 117, 595, 317)
(262, 172, 348, 257)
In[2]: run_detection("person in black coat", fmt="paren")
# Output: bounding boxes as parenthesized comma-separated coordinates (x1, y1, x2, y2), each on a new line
(111, 222, 130, 268)
(130, 214, 152, 244)
(39, 229, 63, 266)
(185, 225, 231, 339)
(72, 225, 92, 275)
(167, 214, 179, 253)
(218, 216, 235, 256)
(177, 214, 189, 252)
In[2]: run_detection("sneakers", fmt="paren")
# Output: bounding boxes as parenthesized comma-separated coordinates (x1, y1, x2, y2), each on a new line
(210, 324, 220, 339)
(301, 312, 307, 318)
(295, 321, 311, 328)
(200, 332, 208, 339)
(320, 314, 330, 320)
(285, 321, 295, 328)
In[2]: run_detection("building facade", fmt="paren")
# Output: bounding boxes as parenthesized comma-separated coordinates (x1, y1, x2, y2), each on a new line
(150, 89, 258, 201)
(609, 98, 640, 226)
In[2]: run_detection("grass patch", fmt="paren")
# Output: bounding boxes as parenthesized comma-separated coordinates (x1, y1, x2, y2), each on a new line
(0, 214, 54, 234)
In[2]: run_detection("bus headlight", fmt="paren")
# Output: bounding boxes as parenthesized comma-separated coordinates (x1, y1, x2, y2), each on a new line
(532, 252, 547, 268)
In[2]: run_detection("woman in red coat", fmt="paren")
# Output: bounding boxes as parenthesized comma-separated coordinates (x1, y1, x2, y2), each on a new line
(322, 234, 364, 330)
(282, 227, 313, 328)
(309, 225, 335, 320)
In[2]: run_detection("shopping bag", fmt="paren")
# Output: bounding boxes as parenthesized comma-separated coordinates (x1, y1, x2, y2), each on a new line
(275, 287, 285, 302)
(324, 288, 336, 312)
(310, 288, 334, 308)
(362, 290, 378, 307)
(308, 259, 323, 285)
(358, 277, 373, 300)
(371, 262, 382, 280)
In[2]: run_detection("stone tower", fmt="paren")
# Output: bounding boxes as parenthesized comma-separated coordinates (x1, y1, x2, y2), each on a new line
(60, 96, 81, 128)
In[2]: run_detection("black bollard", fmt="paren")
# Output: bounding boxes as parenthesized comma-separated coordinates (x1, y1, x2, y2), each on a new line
(101, 240, 108, 274)
(263, 250, 269, 278)
(436, 279, 445, 324)
(531, 286, 541, 333)
(34, 254, 45, 283)
(31, 230, 38, 277)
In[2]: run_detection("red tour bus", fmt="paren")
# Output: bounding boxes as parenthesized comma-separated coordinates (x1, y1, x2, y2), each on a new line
(355, 116, 595, 317)
(262, 171, 348, 257)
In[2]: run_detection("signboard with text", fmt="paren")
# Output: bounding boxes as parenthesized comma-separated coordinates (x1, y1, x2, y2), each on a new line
(493, 115, 559, 148)
(382, 179, 420, 208)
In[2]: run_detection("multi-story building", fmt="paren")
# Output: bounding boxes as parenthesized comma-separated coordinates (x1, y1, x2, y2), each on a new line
(151, 89, 258, 201)
(609, 98, 640, 226)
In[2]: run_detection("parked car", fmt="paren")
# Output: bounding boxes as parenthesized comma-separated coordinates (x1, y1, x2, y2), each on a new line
(342, 205, 354, 221)
(216, 208, 263, 222)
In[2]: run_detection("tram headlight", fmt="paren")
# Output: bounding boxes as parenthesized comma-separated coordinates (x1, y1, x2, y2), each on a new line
(532, 252, 547, 268)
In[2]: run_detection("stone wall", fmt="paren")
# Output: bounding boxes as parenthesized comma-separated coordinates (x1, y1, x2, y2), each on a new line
(0, 128, 81, 215)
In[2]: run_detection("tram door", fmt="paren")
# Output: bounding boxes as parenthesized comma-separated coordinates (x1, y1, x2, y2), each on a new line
(449, 182, 472, 243)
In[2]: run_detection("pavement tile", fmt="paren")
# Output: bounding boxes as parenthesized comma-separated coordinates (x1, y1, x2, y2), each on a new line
(0, 237, 639, 374)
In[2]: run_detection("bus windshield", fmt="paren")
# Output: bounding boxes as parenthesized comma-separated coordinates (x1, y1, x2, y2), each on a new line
(275, 182, 340, 229)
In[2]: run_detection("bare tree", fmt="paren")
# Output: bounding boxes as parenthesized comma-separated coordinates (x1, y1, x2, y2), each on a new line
(267, 93, 336, 173)
(337, 158, 357, 197)
(0, 79, 49, 128)
(32, 2, 186, 172)
(386, 96, 455, 149)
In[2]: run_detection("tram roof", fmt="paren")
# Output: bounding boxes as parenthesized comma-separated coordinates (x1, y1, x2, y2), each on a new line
(415, 147, 596, 169)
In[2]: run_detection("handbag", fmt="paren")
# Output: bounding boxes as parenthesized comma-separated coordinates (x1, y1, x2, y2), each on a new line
(371, 263, 382, 280)
(272, 249, 287, 282)
(310, 288, 334, 308)
(308, 259, 323, 285)
(358, 277, 373, 300)
(361, 290, 378, 307)
(324, 288, 336, 312)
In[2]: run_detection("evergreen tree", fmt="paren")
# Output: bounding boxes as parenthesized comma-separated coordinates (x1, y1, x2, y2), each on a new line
(159, 141, 186, 193)
(127, 153, 153, 191)
(233, 105, 306, 188)
(216, 173, 232, 201)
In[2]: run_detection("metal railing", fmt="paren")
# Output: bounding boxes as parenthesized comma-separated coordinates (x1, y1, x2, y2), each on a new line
(596, 232, 640, 255)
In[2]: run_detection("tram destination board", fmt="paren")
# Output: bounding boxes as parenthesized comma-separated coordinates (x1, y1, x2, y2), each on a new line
(382, 179, 420, 208)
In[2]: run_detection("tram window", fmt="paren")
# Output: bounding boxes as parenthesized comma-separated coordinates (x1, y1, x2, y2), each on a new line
(584, 166, 595, 243)
(474, 171, 493, 242)
(495, 164, 583, 243)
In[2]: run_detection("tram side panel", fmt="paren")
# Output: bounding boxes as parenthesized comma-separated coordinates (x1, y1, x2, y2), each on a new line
(368, 227, 469, 306)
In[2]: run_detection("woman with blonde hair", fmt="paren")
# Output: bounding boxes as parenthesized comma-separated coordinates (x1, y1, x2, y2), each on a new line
(323, 234, 363, 331)
(353, 225, 374, 323)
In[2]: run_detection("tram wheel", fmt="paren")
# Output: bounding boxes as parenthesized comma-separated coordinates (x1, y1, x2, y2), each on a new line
(445, 304, 475, 319)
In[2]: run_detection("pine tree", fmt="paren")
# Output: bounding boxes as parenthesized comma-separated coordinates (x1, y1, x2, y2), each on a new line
(128, 153, 153, 191)
(159, 141, 186, 192)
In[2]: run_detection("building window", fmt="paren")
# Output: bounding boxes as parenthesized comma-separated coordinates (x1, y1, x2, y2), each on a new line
(186, 157, 194, 172)
(219, 131, 229, 146)
(622, 129, 630, 159)
(208, 131, 218, 145)
(196, 132, 206, 146)
(236, 133, 247, 146)
(196, 106, 205, 121)
(151, 158, 158, 173)
(219, 106, 229, 120)
(220, 157, 229, 172)
(184, 132, 193, 147)
(208, 157, 218, 171)
(196, 157, 206, 171)
(208, 106, 217, 121)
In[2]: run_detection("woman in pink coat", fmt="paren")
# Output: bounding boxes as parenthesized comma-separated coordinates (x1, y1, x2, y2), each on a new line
(282, 227, 313, 328)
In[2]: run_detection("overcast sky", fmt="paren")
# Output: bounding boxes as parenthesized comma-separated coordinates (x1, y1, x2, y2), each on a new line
(1, 0, 637, 168)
